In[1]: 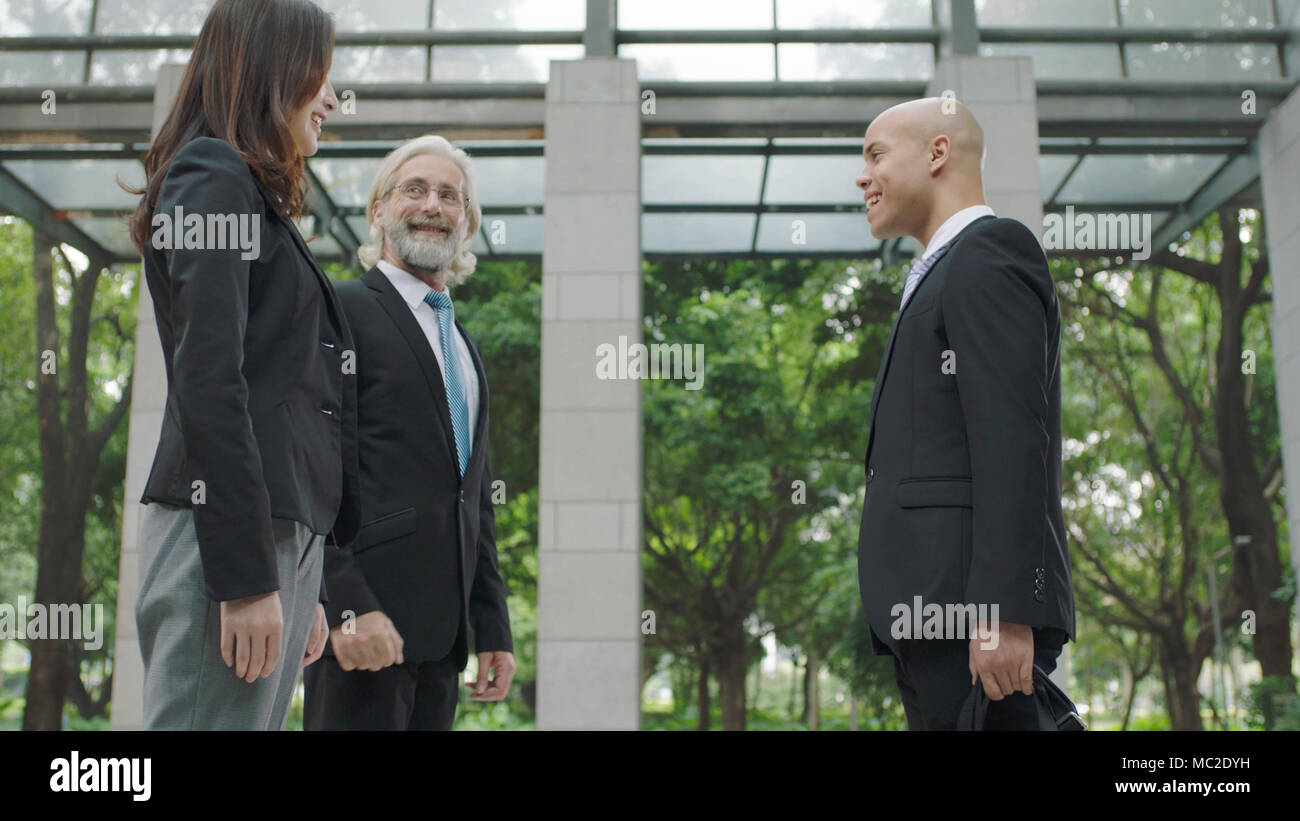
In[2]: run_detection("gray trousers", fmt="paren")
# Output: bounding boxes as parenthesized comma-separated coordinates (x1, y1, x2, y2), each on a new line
(135, 502, 323, 730)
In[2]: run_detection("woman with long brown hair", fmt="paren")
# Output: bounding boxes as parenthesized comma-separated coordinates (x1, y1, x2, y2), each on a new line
(127, 0, 360, 730)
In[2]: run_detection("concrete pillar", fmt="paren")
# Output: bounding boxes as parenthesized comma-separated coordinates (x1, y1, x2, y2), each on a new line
(928, 56, 1043, 239)
(1259, 85, 1300, 609)
(109, 62, 185, 729)
(536, 58, 642, 729)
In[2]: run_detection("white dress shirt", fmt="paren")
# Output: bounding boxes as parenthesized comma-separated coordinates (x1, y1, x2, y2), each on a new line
(376, 259, 479, 445)
(902, 204, 996, 310)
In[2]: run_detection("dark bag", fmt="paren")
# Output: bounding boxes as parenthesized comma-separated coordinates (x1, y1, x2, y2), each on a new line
(957, 663, 1086, 731)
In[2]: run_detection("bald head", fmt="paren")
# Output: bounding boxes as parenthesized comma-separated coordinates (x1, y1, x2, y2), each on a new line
(856, 96, 989, 244)
(877, 97, 985, 176)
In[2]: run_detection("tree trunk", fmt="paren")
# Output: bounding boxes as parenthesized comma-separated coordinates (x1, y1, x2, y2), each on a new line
(1158, 638, 1204, 731)
(20, 236, 129, 730)
(788, 652, 799, 720)
(716, 625, 749, 730)
(1209, 211, 1293, 681)
(696, 659, 711, 731)
(1120, 666, 1140, 731)
(805, 646, 820, 730)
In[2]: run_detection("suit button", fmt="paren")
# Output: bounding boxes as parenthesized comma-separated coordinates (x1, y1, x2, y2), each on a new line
(866, 467, 875, 483)
(458, 490, 465, 503)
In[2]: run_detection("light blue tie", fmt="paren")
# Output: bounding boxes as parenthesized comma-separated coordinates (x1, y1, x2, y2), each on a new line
(899, 241, 951, 310)
(422, 288, 471, 477)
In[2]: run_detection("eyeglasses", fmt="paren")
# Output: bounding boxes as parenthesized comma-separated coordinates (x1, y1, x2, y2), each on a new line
(392, 181, 469, 210)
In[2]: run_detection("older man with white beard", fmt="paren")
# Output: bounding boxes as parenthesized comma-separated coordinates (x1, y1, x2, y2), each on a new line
(303, 135, 514, 730)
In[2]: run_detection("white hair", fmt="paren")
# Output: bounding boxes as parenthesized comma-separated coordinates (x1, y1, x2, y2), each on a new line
(358, 134, 482, 285)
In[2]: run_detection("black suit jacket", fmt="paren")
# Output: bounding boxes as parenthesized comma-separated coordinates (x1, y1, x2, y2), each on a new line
(140, 137, 361, 603)
(857, 215, 1074, 655)
(321, 266, 512, 667)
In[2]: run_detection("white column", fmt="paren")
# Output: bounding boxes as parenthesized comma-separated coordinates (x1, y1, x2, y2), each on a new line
(1260, 86, 1300, 598)
(109, 62, 186, 730)
(536, 58, 643, 730)
(928, 56, 1043, 239)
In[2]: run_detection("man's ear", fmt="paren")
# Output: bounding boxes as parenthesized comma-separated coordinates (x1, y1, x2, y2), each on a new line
(928, 135, 951, 175)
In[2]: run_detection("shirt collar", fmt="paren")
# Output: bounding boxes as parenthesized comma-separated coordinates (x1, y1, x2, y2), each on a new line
(377, 259, 454, 312)
(921, 204, 995, 261)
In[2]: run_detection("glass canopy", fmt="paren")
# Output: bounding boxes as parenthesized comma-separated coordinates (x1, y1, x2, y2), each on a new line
(0, 0, 1293, 263)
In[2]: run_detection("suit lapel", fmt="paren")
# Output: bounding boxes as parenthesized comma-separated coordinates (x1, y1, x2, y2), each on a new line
(362, 267, 460, 473)
(864, 215, 995, 462)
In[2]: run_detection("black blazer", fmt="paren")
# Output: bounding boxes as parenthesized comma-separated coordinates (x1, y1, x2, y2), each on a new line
(140, 136, 361, 603)
(321, 266, 512, 667)
(857, 215, 1074, 655)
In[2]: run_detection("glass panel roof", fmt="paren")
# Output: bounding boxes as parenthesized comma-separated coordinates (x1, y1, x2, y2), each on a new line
(434, 0, 585, 30)
(776, 0, 933, 29)
(331, 46, 427, 83)
(618, 0, 773, 29)
(431, 45, 585, 82)
(1124, 42, 1281, 80)
(1039, 155, 1079, 201)
(755, 213, 879, 254)
(0, 51, 86, 85)
(980, 43, 1123, 80)
(0, 0, 93, 35)
(312, 158, 385, 208)
(1054, 154, 1224, 203)
(94, 0, 216, 34)
(0, 0, 1288, 263)
(643, 214, 756, 253)
(468, 156, 545, 207)
(977, 0, 1117, 26)
(344, 215, 373, 247)
(4, 159, 144, 209)
(88, 50, 193, 85)
(74, 216, 137, 257)
(0, 130, 1261, 261)
(480, 213, 544, 254)
(642, 156, 765, 205)
(314, 0, 433, 32)
(763, 156, 868, 206)
(1118, 0, 1274, 28)
(618, 44, 776, 81)
(777, 44, 935, 81)
(297, 217, 343, 259)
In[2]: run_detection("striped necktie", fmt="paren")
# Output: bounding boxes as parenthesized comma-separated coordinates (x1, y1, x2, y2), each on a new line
(422, 288, 471, 477)
(899, 241, 951, 310)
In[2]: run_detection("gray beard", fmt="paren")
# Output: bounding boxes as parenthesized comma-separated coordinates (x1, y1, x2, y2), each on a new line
(384, 210, 461, 272)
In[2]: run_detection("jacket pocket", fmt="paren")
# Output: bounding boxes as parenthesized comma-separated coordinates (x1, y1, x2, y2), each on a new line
(896, 476, 972, 508)
(355, 506, 417, 552)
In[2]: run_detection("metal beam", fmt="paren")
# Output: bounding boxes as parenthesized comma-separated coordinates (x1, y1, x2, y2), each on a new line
(944, 0, 981, 56)
(617, 29, 938, 45)
(1152, 149, 1261, 250)
(303, 163, 362, 268)
(0, 31, 583, 50)
(2, 26, 1287, 51)
(0, 163, 117, 261)
(979, 27, 1293, 44)
(585, 0, 616, 57)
